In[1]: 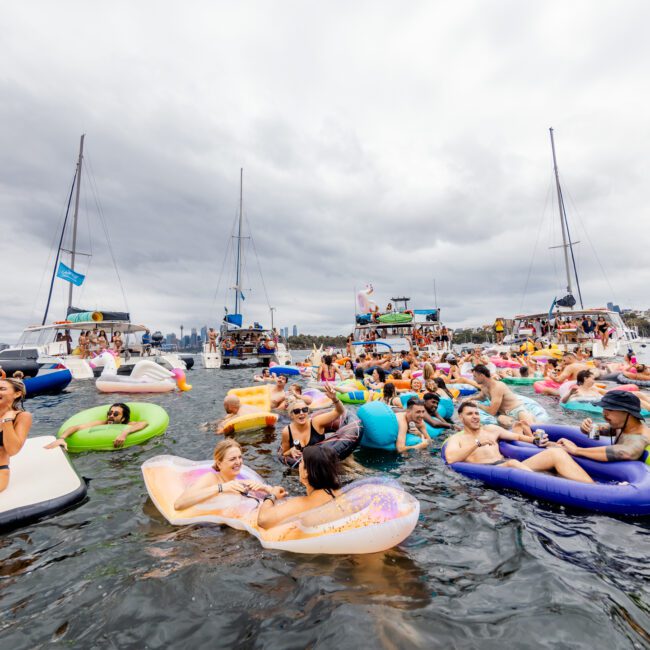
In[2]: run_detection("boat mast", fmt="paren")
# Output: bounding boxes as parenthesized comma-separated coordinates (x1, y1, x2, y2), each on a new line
(549, 128, 584, 309)
(234, 167, 244, 315)
(67, 134, 85, 312)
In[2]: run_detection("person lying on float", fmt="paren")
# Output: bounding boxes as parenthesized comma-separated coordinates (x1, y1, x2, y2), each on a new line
(46, 402, 147, 450)
(174, 439, 286, 510)
(212, 395, 263, 434)
(280, 384, 343, 463)
(445, 401, 593, 483)
(558, 391, 650, 462)
(258, 446, 342, 529)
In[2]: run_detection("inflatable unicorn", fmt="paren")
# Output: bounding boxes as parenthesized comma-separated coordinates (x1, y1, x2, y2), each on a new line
(94, 351, 191, 393)
(356, 284, 377, 314)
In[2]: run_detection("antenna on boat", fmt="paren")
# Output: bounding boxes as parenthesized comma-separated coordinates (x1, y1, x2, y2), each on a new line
(549, 128, 584, 309)
(234, 167, 244, 315)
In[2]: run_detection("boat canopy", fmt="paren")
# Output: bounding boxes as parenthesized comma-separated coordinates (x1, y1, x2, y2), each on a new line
(351, 337, 411, 352)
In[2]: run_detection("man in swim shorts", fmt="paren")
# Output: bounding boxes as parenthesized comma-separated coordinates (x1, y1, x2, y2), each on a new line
(557, 391, 650, 462)
(471, 365, 535, 435)
(46, 403, 147, 450)
(445, 402, 593, 482)
(207, 327, 217, 353)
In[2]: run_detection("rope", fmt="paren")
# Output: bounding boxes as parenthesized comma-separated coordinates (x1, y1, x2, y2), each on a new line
(519, 179, 553, 312)
(84, 156, 130, 313)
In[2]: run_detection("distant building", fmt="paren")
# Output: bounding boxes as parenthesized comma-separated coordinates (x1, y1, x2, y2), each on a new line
(190, 328, 198, 347)
(282, 327, 288, 339)
(292, 325, 298, 337)
(183, 335, 191, 347)
(607, 302, 621, 313)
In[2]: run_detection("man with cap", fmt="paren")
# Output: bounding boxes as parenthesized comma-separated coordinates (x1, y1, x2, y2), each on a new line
(557, 391, 650, 462)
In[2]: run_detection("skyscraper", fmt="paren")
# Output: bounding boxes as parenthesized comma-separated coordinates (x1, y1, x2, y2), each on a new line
(190, 328, 198, 347)
(292, 325, 298, 337)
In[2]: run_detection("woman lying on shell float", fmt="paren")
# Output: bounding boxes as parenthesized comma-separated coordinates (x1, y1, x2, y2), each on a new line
(173, 439, 342, 529)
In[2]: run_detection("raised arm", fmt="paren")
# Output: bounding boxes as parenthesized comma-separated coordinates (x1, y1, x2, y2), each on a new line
(1, 412, 32, 456)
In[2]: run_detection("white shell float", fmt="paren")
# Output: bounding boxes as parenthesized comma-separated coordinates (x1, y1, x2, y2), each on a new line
(93, 351, 191, 393)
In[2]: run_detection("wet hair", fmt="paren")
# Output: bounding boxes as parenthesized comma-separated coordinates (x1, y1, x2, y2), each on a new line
(458, 400, 478, 414)
(422, 363, 436, 380)
(373, 367, 386, 382)
(391, 370, 402, 380)
(520, 367, 529, 377)
(547, 358, 559, 368)
(1, 378, 26, 411)
(423, 392, 440, 403)
(406, 397, 424, 409)
(109, 403, 131, 423)
(383, 382, 396, 399)
(12, 370, 24, 380)
(434, 377, 455, 400)
(576, 369, 592, 385)
(302, 445, 341, 491)
(354, 367, 365, 381)
(213, 438, 242, 470)
(473, 364, 491, 378)
(323, 354, 333, 366)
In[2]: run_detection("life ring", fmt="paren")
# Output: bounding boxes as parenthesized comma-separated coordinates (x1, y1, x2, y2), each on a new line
(264, 338, 276, 350)
(222, 339, 235, 351)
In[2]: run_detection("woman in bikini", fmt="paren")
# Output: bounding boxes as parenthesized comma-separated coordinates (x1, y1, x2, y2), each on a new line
(317, 354, 343, 383)
(0, 378, 33, 493)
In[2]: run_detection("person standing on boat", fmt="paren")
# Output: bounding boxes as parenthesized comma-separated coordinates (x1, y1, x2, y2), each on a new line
(0, 379, 33, 493)
(207, 328, 217, 353)
(493, 318, 505, 345)
(558, 392, 650, 462)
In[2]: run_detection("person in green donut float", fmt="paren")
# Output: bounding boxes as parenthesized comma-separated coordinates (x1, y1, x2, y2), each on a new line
(46, 403, 147, 450)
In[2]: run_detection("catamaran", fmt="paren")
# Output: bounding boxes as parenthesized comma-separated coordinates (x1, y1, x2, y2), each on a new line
(0, 135, 186, 379)
(496, 128, 645, 358)
(201, 169, 291, 369)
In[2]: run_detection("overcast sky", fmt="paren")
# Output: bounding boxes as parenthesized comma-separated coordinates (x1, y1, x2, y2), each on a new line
(2, 1, 649, 342)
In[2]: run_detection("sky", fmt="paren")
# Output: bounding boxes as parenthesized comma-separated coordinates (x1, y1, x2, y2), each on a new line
(2, 1, 649, 342)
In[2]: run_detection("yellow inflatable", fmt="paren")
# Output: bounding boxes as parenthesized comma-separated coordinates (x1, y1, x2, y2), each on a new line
(221, 412, 278, 435)
(227, 385, 272, 411)
(532, 347, 563, 359)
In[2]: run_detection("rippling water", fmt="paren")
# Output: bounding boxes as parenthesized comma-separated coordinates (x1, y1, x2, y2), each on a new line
(2, 356, 650, 648)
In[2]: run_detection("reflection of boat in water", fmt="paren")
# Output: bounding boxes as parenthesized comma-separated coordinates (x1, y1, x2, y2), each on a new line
(353, 286, 450, 355)
(202, 170, 291, 369)
(494, 129, 647, 359)
(0, 135, 186, 379)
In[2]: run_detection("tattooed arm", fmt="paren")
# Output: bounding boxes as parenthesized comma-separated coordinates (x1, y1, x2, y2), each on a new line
(557, 434, 647, 462)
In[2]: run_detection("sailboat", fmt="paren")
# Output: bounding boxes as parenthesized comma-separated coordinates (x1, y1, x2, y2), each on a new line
(498, 128, 643, 358)
(0, 135, 187, 379)
(201, 169, 292, 369)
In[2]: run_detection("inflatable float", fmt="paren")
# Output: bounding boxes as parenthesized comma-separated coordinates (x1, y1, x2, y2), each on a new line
(448, 382, 479, 395)
(0, 436, 87, 531)
(490, 357, 521, 369)
(142, 456, 419, 554)
(24, 369, 73, 398)
(302, 388, 333, 410)
(278, 411, 362, 468)
(617, 374, 650, 388)
(560, 400, 650, 417)
(94, 353, 191, 393)
(442, 424, 650, 516)
(221, 412, 278, 435)
(358, 401, 446, 450)
(501, 376, 539, 385)
(478, 394, 549, 425)
(227, 385, 272, 411)
(57, 402, 169, 452)
(269, 365, 301, 376)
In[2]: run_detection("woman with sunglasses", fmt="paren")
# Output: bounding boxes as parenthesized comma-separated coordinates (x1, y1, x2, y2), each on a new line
(0, 378, 32, 493)
(46, 402, 147, 450)
(279, 383, 344, 464)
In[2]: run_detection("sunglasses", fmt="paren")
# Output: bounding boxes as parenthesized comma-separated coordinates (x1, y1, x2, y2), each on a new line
(108, 410, 122, 417)
(291, 407, 309, 415)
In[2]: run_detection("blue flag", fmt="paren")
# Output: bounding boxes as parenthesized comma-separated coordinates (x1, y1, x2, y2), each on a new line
(548, 297, 557, 319)
(57, 262, 85, 286)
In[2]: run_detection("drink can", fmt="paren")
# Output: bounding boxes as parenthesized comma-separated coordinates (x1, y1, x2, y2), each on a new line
(533, 429, 545, 446)
(590, 425, 600, 440)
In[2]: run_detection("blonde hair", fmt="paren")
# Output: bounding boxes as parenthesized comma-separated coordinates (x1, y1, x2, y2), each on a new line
(1, 378, 26, 411)
(213, 439, 241, 470)
(423, 363, 435, 381)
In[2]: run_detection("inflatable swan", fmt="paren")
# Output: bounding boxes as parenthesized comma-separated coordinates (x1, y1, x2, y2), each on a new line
(94, 351, 191, 393)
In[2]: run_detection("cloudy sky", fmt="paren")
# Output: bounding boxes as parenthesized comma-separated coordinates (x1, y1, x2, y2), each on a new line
(2, 1, 649, 342)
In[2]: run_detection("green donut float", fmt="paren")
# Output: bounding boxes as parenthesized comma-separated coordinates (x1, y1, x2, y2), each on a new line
(58, 402, 169, 452)
(501, 376, 539, 385)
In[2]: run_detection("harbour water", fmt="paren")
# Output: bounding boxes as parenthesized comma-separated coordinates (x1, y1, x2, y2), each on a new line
(2, 356, 650, 648)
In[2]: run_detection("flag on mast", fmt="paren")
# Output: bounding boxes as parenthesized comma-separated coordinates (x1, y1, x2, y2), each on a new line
(56, 262, 85, 286)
